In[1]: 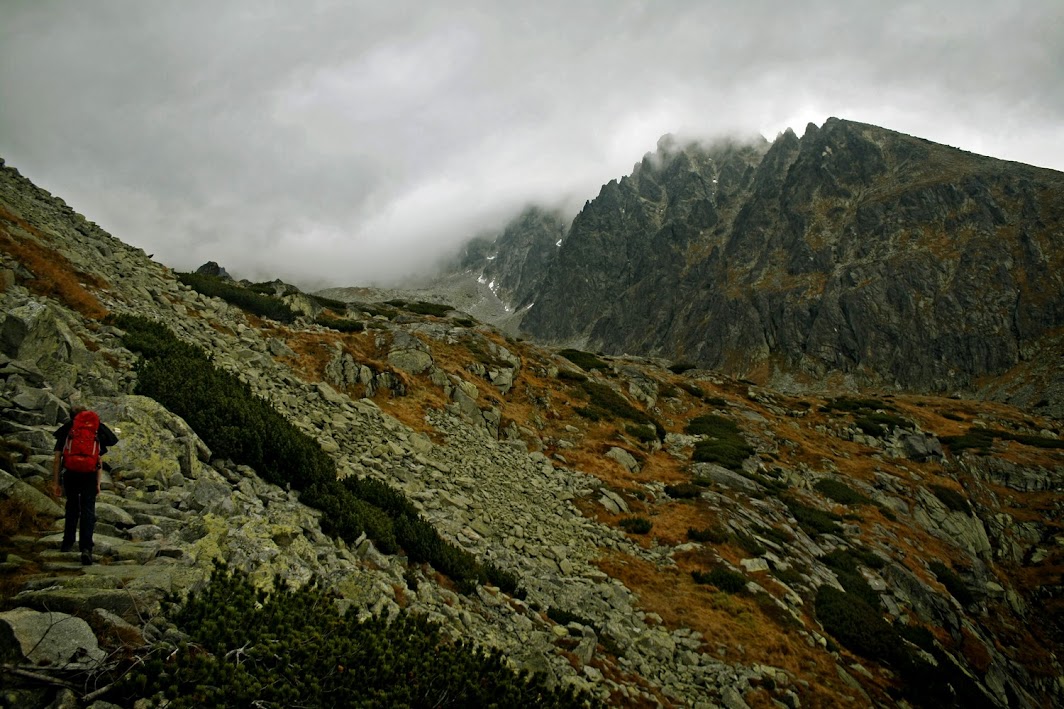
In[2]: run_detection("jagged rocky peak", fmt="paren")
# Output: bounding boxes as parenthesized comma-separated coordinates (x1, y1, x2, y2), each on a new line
(194, 260, 231, 280)
(521, 117, 1064, 414)
(480, 205, 569, 308)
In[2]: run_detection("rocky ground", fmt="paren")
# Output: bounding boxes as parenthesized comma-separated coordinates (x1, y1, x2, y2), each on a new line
(1, 158, 1063, 708)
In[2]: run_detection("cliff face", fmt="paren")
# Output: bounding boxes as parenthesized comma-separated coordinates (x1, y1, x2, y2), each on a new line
(520, 119, 1064, 411)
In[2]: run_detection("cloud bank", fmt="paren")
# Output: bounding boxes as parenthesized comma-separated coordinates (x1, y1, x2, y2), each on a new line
(2, 1, 1062, 288)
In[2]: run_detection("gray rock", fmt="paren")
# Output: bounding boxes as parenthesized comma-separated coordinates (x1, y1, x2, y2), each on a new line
(0, 607, 107, 668)
(598, 489, 629, 515)
(388, 348, 433, 374)
(0, 470, 63, 518)
(606, 447, 639, 473)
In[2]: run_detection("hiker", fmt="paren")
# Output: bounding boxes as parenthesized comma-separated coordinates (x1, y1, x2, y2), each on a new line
(51, 399, 118, 566)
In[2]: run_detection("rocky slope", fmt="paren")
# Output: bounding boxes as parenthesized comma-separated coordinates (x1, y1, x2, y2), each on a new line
(509, 120, 1064, 416)
(1, 157, 1063, 708)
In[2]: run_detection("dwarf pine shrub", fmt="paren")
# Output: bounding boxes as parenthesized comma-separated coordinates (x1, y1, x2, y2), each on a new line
(686, 414, 754, 471)
(929, 560, 974, 606)
(619, 517, 652, 534)
(664, 482, 703, 499)
(559, 348, 610, 371)
(692, 566, 746, 593)
(783, 496, 843, 536)
(814, 479, 872, 506)
(113, 567, 594, 708)
(687, 525, 729, 544)
(576, 381, 665, 440)
(929, 484, 970, 514)
(314, 315, 364, 332)
(177, 272, 296, 323)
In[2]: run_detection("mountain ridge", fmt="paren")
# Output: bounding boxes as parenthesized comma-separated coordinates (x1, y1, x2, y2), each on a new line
(429, 118, 1063, 417)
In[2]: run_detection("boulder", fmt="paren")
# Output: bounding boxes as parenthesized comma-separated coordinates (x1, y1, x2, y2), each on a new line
(388, 349, 433, 374)
(0, 470, 63, 518)
(606, 447, 640, 473)
(0, 607, 107, 668)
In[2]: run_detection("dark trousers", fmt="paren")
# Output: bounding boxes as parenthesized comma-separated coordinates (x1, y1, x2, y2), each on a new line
(62, 472, 97, 552)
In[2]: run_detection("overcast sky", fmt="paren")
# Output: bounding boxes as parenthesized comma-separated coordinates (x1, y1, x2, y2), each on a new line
(2, 1, 1062, 289)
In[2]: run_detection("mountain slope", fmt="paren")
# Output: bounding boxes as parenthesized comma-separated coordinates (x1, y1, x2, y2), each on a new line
(1, 157, 1063, 708)
(519, 119, 1064, 414)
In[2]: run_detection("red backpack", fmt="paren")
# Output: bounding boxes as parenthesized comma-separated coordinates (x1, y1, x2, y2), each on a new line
(63, 410, 101, 473)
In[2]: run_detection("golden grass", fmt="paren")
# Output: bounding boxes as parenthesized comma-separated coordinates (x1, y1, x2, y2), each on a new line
(595, 550, 865, 708)
(0, 216, 109, 320)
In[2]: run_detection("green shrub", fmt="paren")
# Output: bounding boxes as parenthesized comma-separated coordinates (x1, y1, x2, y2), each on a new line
(114, 567, 592, 708)
(559, 349, 610, 371)
(692, 566, 747, 593)
(821, 551, 880, 607)
(941, 427, 1064, 454)
(679, 382, 704, 398)
(929, 561, 974, 606)
(177, 272, 296, 323)
(929, 484, 970, 514)
(557, 369, 588, 383)
(814, 479, 872, 506)
(823, 397, 892, 413)
(772, 565, 805, 587)
(625, 423, 657, 443)
(897, 623, 936, 651)
(692, 439, 753, 471)
(939, 427, 996, 453)
(393, 298, 455, 315)
(619, 517, 652, 534)
(577, 381, 665, 440)
(783, 496, 842, 536)
(314, 315, 364, 332)
(751, 524, 793, 546)
(685, 414, 738, 437)
(685, 414, 754, 471)
(733, 531, 766, 556)
(737, 470, 789, 495)
(668, 362, 697, 374)
(354, 303, 399, 320)
(664, 482, 702, 499)
(999, 431, 1064, 449)
(454, 317, 476, 327)
(855, 412, 911, 437)
(815, 585, 909, 667)
(687, 525, 729, 544)
(308, 294, 349, 310)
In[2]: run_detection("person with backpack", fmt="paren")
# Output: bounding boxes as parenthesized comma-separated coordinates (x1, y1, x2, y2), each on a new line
(51, 399, 118, 566)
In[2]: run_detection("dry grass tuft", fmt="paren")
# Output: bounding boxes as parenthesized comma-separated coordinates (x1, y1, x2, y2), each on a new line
(0, 219, 109, 319)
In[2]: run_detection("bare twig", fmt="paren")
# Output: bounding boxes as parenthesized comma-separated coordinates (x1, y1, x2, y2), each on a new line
(0, 663, 78, 689)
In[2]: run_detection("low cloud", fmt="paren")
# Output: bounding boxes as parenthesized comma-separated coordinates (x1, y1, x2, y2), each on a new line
(2, 1, 1061, 288)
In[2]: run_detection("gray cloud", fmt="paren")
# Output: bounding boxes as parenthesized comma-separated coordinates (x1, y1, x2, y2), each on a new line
(2, 0, 1062, 287)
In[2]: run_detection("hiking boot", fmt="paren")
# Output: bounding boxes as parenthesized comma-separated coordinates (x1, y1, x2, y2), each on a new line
(60, 543, 73, 553)
(80, 551, 93, 566)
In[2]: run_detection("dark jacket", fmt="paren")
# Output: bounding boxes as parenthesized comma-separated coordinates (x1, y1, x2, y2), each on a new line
(53, 415, 119, 457)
